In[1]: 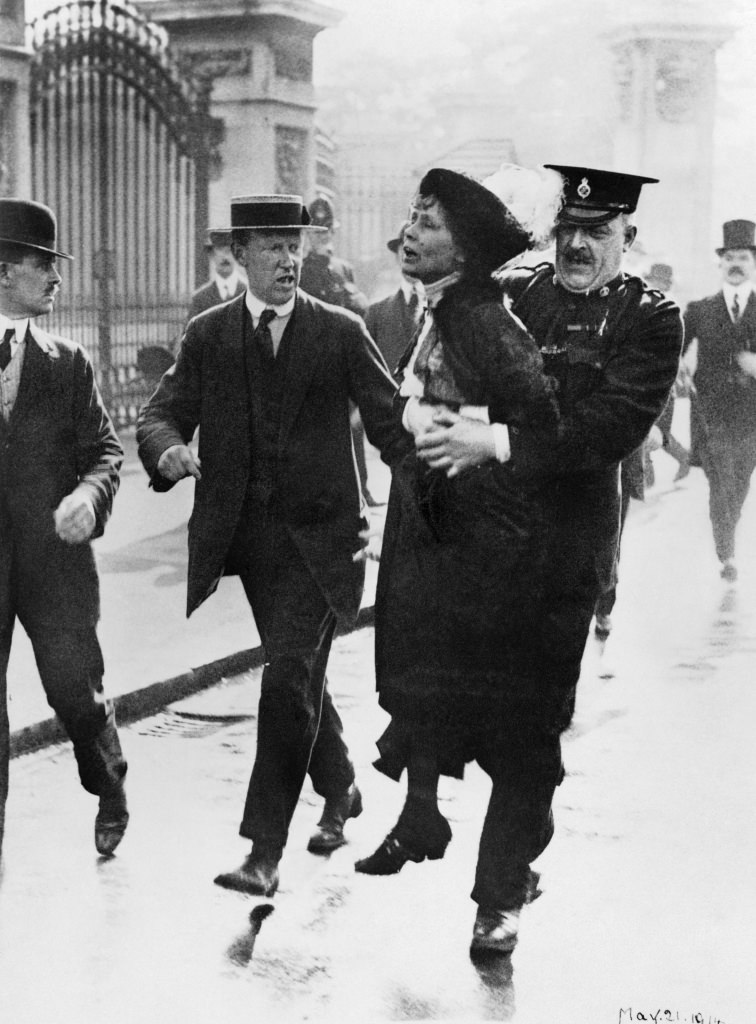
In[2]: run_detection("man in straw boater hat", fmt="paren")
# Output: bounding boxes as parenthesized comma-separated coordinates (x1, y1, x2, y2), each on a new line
(681, 219, 756, 582)
(137, 194, 409, 897)
(415, 165, 683, 953)
(0, 199, 127, 859)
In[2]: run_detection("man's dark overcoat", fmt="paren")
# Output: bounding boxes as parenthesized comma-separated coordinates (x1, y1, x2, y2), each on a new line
(502, 267, 683, 726)
(365, 289, 421, 376)
(187, 279, 246, 322)
(0, 326, 122, 626)
(684, 291, 756, 438)
(137, 290, 407, 621)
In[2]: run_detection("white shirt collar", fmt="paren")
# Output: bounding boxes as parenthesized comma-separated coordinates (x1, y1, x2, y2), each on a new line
(723, 282, 753, 304)
(215, 272, 240, 299)
(245, 290, 296, 322)
(0, 315, 30, 350)
(399, 278, 424, 303)
(423, 270, 462, 310)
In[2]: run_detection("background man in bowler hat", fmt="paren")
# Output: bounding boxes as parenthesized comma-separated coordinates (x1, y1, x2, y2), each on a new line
(364, 224, 425, 375)
(415, 165, 683, 951)
(681, 219, 756, 581)
(186, 228, 246, 322)
(0, 198, 128, 858)
(137, 194, 408, 897)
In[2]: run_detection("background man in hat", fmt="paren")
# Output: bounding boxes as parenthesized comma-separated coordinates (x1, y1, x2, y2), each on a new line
(364, 224, 425, 376)
(299, 197, 378, 504)
(681, 219, 756, 581)
(137, 194, 408, 898)
(186, 228, 246, 322)
(415, 165, 683, 951)
(0, 198, 127, 859)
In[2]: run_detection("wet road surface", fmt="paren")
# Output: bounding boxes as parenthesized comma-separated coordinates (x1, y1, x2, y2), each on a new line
(1, 456, 755, 1024)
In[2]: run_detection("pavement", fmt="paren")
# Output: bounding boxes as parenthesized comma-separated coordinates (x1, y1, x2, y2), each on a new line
(2, 421, 755, 1021)
(7, 429, 390, 756)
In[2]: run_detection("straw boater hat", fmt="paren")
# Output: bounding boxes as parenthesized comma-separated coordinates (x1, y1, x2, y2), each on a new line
(220, 195, 327, 234)
(0, 198, 73, 259)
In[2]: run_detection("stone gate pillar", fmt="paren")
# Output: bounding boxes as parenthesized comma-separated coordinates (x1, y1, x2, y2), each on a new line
(134, 0, 340, 237)
(608, 4, 733, 303)
(0, 0, 31, 196)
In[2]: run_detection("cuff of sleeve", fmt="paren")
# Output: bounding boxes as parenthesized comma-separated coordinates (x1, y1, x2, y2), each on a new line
(491, 423, 511, 463)
(459, 404, 490, 424)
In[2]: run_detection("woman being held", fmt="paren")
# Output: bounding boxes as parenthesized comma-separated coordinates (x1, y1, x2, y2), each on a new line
(355, 166, 563, 956)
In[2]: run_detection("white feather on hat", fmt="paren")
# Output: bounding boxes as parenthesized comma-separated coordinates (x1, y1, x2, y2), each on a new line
(482, 164, 564, 250)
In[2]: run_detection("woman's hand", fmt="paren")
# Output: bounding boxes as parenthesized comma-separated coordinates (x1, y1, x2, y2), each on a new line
(353, 523, 384, 562)
(415, 409, 496, 478)
(404, 396, 455, 438)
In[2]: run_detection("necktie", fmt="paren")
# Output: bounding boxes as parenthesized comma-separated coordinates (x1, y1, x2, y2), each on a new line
(254, 308, 277, 360)
(732, 293, 741, 323)
(0, 328, 14, 372)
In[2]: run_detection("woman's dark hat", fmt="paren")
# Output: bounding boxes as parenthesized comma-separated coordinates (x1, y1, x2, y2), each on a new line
(0, 198, 73, 259)
(716, 220, 756, 255)
(544, 165, 658, 226)
(418, 167, 531, 275)
(221, 195, 326, 233)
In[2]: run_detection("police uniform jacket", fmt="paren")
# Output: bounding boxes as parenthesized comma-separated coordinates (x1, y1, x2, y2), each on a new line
(500, 265, 683, 717)
(683, 291, 756, 439)
(0, 325, 123, 626)
(300, 254, 368, 317)
(136, 289, 408, 621)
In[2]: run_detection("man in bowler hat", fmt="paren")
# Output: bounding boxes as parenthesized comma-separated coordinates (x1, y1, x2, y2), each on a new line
(364, 225, 425, 375)
(682, 219, 756, 581)
(0, 199, 128, 858)
(416, 165, 683, 952)
(137, 194, 408, 897)
(186, 229, 246, 321)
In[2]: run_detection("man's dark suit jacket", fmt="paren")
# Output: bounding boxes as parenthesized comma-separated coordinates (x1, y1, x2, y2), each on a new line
(365, 289, 420, 376)
(137, 290, 408, 621)
(0, 326, 123, 626)
(187, 279, 246, 321)
(684, 290, 756, 437)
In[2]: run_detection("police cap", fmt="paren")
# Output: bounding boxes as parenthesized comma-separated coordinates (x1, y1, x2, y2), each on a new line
(545, 165, 658, 226)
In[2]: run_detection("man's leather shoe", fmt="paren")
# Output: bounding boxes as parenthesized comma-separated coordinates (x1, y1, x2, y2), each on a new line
(307, 784, 363, 853)
(214, 846, 280, 897)
(470, 906, 521, 956)
(95, 784, 129, 857)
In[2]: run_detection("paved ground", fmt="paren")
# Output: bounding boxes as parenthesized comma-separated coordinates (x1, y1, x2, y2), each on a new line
(1, 403, 755, 1024)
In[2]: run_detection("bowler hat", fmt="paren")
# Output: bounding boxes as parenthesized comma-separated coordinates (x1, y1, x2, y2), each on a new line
(544, 165, 658, 226)
(221, 195, 325, 233)
(205, 229, 232, 250)
(417, 167, 531, 276)
(308, 195, 338, 230)
(646, 263, 673, 291)
(387, 224, 407, 253)
(716, 220, 756, 255)
(0, 198, 73, 259)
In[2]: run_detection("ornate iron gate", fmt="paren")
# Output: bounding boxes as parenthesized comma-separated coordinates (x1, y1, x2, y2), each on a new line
(29, 0, 217, 426)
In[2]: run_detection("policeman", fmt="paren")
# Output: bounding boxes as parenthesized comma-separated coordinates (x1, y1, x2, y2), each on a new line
(299, 197, 368, 317)
(415, 165, 684, 954)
